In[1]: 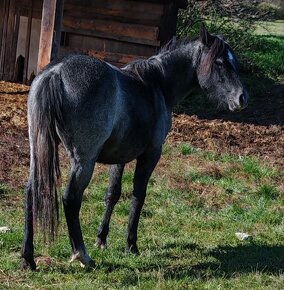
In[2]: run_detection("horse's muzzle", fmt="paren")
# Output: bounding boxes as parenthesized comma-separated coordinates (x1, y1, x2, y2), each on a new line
(229, 89, 249, 112)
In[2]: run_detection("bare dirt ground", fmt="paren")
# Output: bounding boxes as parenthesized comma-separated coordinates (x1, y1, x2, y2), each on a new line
(0, 81, 283, 189)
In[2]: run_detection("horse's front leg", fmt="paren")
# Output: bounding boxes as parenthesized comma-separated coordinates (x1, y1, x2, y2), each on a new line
(21, 182, 36, 270)
(127, 148, 161, 254)
(97, 163, 125, 249)
(63, 159, 95, 267)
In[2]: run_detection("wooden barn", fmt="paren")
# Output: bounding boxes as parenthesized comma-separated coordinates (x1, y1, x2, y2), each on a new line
(0, 0, 187, 84)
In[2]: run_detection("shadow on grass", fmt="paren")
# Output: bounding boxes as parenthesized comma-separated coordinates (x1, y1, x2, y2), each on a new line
(102, 243, 284, 280)
(27, 242, 283, 286)
(99, 243, 284, 280)
(163, 244, 284, 280)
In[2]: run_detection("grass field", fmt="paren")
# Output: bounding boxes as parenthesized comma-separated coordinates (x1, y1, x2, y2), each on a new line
(1, 143, 283, 289)
(248, 20, 284, 81)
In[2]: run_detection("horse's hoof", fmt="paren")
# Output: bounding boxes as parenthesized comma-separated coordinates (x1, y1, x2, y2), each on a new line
(69, 251, 95, 268)
(21, 257, 36, 271)
(126, 244, 140, 255)
(96, 238, 107, 250)
(81, 258, 95, 269)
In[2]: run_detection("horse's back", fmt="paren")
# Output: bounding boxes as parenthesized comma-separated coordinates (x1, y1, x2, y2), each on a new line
(29, 54, 169, 164)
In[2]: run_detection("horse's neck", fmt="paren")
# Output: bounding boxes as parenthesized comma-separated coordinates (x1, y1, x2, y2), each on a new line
(155, 41, 201, 109)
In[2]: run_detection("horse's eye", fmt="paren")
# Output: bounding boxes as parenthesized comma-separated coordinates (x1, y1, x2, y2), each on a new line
(215, 59, 223, 67)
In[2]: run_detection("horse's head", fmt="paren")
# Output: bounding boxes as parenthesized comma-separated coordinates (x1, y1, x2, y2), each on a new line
(196, 26, 249, 112)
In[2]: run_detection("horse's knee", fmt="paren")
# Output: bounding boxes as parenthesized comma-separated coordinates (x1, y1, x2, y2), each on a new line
(131, 193, 146, 207)
(105, 191, 120, 205)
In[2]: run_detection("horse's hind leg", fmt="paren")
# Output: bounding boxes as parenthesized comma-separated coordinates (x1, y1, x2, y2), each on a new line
(96, 164, 125, 249)
(63, 158, 95, 267)
(21, 181, 36, 270)
(127, 149, 161, 254)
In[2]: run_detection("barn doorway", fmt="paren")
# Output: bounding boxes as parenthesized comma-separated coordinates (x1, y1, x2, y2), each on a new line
(0, 0, 41, 84)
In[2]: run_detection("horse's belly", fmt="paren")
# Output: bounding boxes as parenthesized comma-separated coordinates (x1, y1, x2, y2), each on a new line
(97, 145, 145, 164)
(96, 132, 150, 164)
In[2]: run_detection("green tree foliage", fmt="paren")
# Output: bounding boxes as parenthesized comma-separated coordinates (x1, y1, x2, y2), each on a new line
(177, 0, 284, 80)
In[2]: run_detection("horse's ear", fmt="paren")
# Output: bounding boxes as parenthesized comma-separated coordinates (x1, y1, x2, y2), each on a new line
(217, 34, 226, 41)
(200, 25, 214, 47)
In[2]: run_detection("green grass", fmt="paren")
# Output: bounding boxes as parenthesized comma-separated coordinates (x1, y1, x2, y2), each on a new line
(0, 144, 283, 289)
(242, 34, 284, 81)
(179, 143, 198, 156)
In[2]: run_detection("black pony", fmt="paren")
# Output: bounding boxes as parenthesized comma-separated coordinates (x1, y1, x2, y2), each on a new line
(22, 27, 249, 270)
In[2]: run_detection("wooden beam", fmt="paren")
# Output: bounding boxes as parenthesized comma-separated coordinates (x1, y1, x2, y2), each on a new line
(37, 0, 57, 72)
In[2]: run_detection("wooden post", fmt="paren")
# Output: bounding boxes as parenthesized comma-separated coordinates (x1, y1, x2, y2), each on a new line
(0, 0, 10, 80)
(37, 0, 57, 72)
(51, 0, 64, 60)
(5, 0, 16, 81)
(23, 0, 33, 83)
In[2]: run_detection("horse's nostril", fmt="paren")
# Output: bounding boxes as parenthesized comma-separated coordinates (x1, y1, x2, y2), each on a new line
(239, 93, 245, 108)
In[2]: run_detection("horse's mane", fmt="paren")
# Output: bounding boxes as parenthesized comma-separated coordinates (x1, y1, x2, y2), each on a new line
(122, 57, 164, 84)
(123, 37, 193, 84)
(123, 35, 228, 83)
(158, 37, 192, 53)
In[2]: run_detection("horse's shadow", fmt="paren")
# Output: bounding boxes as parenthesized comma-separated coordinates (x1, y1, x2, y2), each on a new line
(161, 243, 284, 280)
(100, 242, 284, 280)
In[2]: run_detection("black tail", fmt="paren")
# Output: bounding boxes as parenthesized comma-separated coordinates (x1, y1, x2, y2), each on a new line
(28, 72, 65, 242)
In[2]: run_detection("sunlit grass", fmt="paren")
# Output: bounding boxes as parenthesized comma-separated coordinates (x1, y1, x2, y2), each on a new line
(0, 143, 283, 289)
(255, 20, 284, 36)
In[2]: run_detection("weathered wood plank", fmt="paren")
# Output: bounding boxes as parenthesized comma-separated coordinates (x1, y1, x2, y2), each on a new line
(66, 34, 157, 57)
(63, 28, 160, 47)
(63, 16, 160, 46)
(144, 0, 188, 9)
(66, 0, 164, 16)
(87, 50, 145, 64)
(63, 3, 163, 26)
(60, 47, 145, 66)
(37, 0, 57, 72)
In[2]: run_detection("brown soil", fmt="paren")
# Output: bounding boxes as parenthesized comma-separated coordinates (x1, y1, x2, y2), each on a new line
(0, 81, 283, 189)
